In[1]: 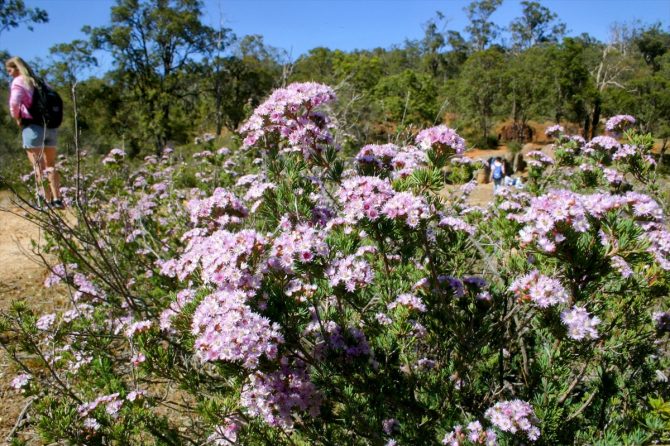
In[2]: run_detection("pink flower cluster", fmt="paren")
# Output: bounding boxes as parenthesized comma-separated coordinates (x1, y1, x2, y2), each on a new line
(240, 82, 336, 158)
(387, 293, 427, 312)
(605, 114, 636, 133)
(513, 190, 589, 252)
(442, 421, 498, 446)
(391, 146, 428, 178)
(439, 216, 476, 235)
(267, 221, 330, 273)
(356, 143, 399, 170)
(508, 270, 569, 308)
(326, 255, 374, 292)
(545, 124, 564, 138)
(336, 176, 395, 223)
(186, 188, 248, 228)
(240, 359, 321, 429)
(602, 168, 624, 185)
(583, 136, 620, 154)
(208, 418, 242, 445)
(526, 151, 554, 169)
(485, 400, 540, 441)
(308, 320, 371, 359)
(381, 192, 430, 227)
(513, 189, 670, 268)
(236, 174, 276, 203)
(44, 263, 77, 287)
(78, 392, 124, 418)
(612, 144, 638, 161)
(36, 313, 56, 330)
(415, 125, 466, 155)
(10, 373, 31, 391)
(191, 290, 283, 367)
(160, 229, 266, 290)
(610, 255, 633, 278)
(102, 148, 126, 165)
(561, 306, 600, 340)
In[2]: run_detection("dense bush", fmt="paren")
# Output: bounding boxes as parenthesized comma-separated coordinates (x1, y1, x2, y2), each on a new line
(1, 83, 669, 445)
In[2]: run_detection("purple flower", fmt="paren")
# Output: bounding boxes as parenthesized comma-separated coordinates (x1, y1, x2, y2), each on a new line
(561, 306, 600, 340)
(381, 192, 430, 227)
(375, 313, 393, 325)
(584, 136, 620, 154)
(82, 417, 101, 431)
(653, 311, 670, 333)
(191, 290, 283, 368)
(208, 418, 242, 445)
(442, 421, 498, 445)
(391, 145, 428, 178)
(356, 143, 399, 170)
(186, 188, 248, 229)
(605, 114, 636, 133)
(336, 176, 395, 223)
(485, 399, 540, 441)
(125, 320, 152, 338)
(545, 124, 564, 138)
(612, 144, 637, 161)
(610, 255, 633, 278)
(388, 293, 427, 312)
(36, 313, 56, 330)
(439, 216, 476, 235)
(10, 373, 31, 391)
(164, 229, 266, 291)
(305, 320, 371, 359)
(509, 270, 569, 308)
(240, 359, 321, 429)
(240, 82, 337, 160)
(102, 148, 126, 165)
(602, 168, 624, 185)
(267, 221, 329, 274)
(382, 418, 399, 435)
(526, 151, 554, 168)
(326, 255, 374, 292)
(415, 125, 466, 155)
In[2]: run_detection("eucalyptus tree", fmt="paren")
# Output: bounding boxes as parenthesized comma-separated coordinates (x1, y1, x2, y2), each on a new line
(0, 0, 47, 38)
(86, 0, 215, 153)
(509, 1, 566, 51)
(464, 0, 503, 52)
(456, 48, 507, 142)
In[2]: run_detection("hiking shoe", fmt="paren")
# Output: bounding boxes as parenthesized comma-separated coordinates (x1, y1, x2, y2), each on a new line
(50, 199, 65, 209)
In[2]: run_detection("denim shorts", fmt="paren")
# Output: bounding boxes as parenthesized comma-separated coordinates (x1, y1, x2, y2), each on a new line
(22, 124, 58, 149)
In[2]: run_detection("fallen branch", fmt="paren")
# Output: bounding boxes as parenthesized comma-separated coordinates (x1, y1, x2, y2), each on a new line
(6, 395, 35, 442)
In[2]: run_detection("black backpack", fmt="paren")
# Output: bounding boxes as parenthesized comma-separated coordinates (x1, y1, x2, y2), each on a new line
(23, 79, 63, 129)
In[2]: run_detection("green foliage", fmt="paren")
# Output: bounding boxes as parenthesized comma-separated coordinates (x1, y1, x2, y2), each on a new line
(0, 0, 47, 36)
(456, 48, 507, 140)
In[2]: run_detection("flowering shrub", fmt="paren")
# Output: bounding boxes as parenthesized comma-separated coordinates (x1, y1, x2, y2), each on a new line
(606, 114, 636, 134)
(2, 89, 669, 446)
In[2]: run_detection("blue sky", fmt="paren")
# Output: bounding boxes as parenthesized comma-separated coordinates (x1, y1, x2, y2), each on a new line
(2, 0, 669, 76)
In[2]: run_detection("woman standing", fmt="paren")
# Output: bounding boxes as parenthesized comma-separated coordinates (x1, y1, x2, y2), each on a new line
(6, 56, 63, 208)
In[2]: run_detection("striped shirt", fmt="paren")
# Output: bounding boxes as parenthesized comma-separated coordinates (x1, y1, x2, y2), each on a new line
(8, 75, 34, 120)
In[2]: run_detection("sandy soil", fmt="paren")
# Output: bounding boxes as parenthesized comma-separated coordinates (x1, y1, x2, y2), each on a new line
(0, 190, 63, 444)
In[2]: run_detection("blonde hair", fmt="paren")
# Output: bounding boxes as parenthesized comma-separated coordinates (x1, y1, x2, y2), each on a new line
(5, 56, 38, 89)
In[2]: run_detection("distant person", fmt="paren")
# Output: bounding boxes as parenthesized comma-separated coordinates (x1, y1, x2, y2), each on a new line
(6, 56, 63, 209)
(490, 157, 505, 191)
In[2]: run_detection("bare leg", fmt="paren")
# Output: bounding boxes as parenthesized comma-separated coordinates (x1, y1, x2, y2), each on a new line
(26, 148, 51, 201)
(42, 147, 61, 200)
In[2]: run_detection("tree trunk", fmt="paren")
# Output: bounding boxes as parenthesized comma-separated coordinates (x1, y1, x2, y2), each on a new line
(582, 108, 590, 139)
(590, 97, 601, 139)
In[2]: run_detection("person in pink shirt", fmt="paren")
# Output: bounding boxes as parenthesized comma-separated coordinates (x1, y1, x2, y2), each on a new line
(6, 56, 63, 208)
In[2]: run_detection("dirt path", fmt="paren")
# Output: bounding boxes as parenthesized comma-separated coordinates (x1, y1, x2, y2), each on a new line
(0, 190, 55, 443)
